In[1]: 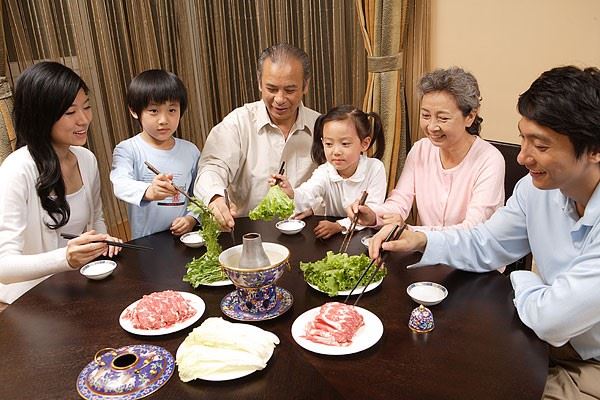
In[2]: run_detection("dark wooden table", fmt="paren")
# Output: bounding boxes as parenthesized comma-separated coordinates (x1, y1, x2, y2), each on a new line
(0, 217, 548, 399)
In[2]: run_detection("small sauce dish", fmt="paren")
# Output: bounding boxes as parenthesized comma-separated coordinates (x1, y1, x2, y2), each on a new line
(80, 260, 117, 280)
(407, 282, 448, 306)
(275, 219, 306, 235)
(361, 235, 372, 248)
(180, 232, 205, 248)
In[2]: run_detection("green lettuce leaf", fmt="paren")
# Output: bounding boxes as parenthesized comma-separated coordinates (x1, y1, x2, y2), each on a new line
(248, 185, 294, 221)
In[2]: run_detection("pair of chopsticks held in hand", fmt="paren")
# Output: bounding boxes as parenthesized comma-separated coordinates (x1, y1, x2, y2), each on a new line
(144, 161, 236, 244)
(339, 190, 368, 254)
(344, 224, 406, 306)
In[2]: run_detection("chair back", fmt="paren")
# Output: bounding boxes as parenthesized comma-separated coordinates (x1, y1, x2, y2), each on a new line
(488, 140, 528, 202)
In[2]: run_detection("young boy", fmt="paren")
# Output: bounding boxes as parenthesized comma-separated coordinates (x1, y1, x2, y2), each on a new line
(369, 66, 600, 399)
(110, 70, 200, 239)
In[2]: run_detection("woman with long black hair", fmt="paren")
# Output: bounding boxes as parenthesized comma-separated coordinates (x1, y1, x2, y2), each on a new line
(0, 61, 122, 304)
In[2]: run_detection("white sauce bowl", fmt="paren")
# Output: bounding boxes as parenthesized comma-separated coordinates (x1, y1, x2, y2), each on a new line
(80, 260, 117, 280)
(180, 232, 205, 248)
(407, 282, 448, 306)
(275, 220, 305, 235)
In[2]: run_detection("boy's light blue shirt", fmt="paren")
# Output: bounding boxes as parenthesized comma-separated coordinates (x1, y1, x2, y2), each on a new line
(110, 134, 200, 239)
(411, 174, 600, 361)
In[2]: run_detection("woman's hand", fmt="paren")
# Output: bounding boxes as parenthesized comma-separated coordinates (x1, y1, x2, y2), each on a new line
(144, 173, 178, 201)
(66, 230, 111, 269)
(346, 200, 377, 226)
(171, 215, 196, 236)
(381, 213, 405, 226)
(314, 220, 343, 239)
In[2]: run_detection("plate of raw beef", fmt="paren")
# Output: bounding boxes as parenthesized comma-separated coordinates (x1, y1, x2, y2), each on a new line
(291, 302, 383, 355)
(120, 290, 205, 336)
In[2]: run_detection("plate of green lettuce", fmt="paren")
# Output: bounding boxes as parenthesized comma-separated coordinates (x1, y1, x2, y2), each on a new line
(299, 251, 386, 297)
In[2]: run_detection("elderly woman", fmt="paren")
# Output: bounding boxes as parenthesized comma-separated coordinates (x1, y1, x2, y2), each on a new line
(0, 62, 122, 305)
(349, 66, 505, 231)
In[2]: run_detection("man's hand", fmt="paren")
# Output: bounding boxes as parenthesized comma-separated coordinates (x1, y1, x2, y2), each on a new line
(208, 195, 237, 231)
(369, 224, 428, 259)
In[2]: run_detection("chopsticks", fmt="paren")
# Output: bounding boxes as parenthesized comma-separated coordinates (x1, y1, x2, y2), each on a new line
(60, 233, 153, 251)
(273, 161, 286, 185)
(223, 188, 235, 245)
(144, 161, 205, 211)
(343, 224, 405, 306)
(339, 191, 368, 254)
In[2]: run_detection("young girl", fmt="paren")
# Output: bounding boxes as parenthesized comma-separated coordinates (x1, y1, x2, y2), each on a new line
(110, 70, 200, 239)
(274, 105, 387, 239)
(0, 62, 122, 304)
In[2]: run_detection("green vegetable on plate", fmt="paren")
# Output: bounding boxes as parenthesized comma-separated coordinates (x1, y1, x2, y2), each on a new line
(299, 251, 386, 297)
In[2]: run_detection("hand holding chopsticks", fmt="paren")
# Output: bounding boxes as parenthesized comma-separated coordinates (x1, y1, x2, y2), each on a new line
(61, 233, 153, 251)
(344, 224, 405, 306)
(339, 191, 368, 254)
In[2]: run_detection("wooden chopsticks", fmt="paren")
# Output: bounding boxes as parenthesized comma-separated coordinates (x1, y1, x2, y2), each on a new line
(339, 191, 368, 254)
(60, 233, 153, 251)
(343, 224, 405, 306)
(223, 188, 235, 244)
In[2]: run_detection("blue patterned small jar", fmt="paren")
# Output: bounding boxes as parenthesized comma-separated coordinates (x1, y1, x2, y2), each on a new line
(408, 305, 434, 333)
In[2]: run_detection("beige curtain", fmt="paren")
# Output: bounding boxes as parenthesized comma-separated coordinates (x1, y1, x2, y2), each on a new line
(0, 0, 16, 164)
(4, 0, 367, 239)
(355, 0, 429, 193)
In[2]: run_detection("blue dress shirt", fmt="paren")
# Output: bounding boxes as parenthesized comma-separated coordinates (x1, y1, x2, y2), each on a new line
(411, 174, 600, 361)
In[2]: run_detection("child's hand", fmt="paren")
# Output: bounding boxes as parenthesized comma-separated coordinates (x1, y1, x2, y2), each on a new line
(293, 209, 314, 220)
(314, 220, 343, 239)
(170, 216, 197, 236)
(346, 200, 377, 226)
(144, 173, 178, 201)
(270, 174, 293, 198)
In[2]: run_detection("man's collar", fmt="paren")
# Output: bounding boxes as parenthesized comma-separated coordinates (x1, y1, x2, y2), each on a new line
(256, 101, 313, 136)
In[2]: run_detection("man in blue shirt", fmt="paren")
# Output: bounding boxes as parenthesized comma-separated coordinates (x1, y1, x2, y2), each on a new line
(370, 66, 600, 399)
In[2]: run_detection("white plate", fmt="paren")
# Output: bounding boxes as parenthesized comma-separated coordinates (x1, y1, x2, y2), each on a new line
(407, 282, 448, 306)
(291, 306, 383, 355)
(119, 291, 205, 336)
(199, 279, 232, 287)
(307, 278, 383, 296)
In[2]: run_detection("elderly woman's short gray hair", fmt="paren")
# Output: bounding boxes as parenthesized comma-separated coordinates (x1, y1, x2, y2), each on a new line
(418, 67, 482, 135)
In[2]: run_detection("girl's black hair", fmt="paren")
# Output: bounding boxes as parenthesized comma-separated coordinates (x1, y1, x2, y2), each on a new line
(13, 61, 89, 229)
(126, 69, 188, 119)
(311, 105, 386, 164)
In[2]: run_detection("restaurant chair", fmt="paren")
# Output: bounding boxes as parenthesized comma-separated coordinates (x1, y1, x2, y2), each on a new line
(488, 140, 532, 274)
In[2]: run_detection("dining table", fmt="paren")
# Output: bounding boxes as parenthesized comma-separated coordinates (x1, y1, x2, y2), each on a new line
(0, 216, 549, 400)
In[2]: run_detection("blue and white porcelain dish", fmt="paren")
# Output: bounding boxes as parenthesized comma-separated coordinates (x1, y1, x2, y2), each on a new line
(76, 344, 174, 400)
(221, 287, 293, 321)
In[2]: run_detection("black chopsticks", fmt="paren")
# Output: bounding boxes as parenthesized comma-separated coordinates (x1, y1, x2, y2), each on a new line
(143, 161, 205, 210)
(273, 161, 286, 185)
(60, 233, 153, 251)
(344, 224, 405, 306)
(339, 191, 368, 254)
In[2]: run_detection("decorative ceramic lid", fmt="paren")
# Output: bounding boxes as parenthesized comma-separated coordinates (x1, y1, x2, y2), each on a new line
(408, 305, 435, 333)
(77, 344, 174, 400)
